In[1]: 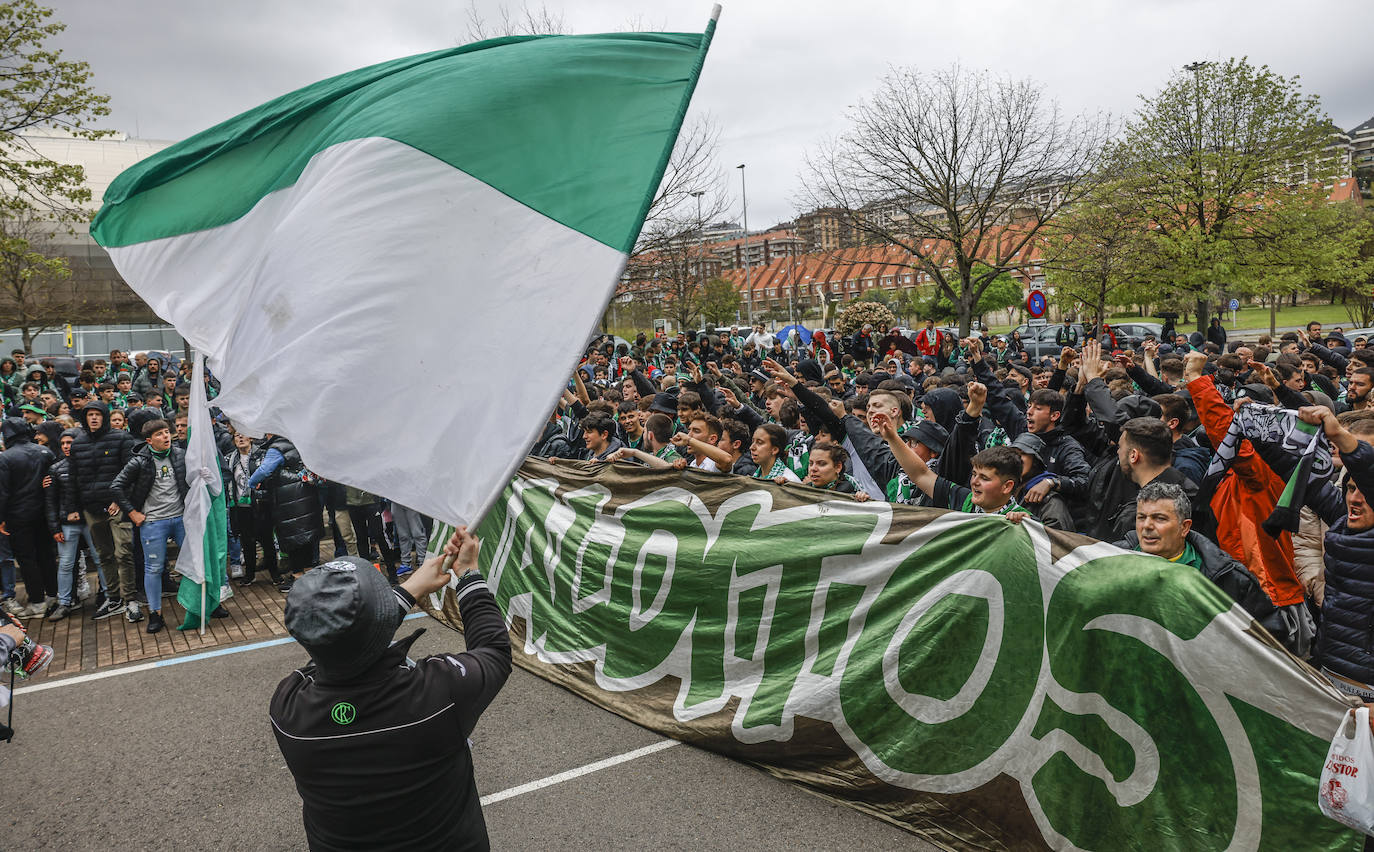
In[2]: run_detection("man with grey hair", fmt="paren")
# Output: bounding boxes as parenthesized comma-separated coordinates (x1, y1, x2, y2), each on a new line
(1117, 481, 1289, 647)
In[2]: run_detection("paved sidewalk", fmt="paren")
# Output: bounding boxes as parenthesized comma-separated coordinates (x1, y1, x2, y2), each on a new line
(9, 575, 290, 682)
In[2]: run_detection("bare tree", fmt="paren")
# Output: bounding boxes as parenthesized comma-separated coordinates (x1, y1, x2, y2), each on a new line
(633, 116, 727, 253)
(619, 114, 729, 331)
(800, 64, 1111, 335)
(463, 2, 567, 39)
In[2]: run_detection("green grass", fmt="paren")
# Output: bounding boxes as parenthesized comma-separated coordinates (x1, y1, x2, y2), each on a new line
(986, 301, 1368, 335)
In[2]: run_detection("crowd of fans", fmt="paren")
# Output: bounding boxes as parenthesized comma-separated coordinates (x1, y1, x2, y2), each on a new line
(542, 319, 1374, 696)
(0, 349, 432, 635)
(1, 316, 1371, 699)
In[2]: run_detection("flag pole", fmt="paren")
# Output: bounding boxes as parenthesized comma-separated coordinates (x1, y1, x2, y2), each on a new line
(200, 580, 206, 635)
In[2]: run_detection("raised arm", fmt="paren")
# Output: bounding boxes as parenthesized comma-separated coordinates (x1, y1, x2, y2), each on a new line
(873, 412, 938, 499)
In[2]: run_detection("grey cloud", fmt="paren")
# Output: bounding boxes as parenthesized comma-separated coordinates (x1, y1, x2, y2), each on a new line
(45, 0, 1374, 227)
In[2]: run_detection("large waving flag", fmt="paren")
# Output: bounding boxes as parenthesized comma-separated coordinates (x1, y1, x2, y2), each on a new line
(91, 12, 718, 525)
(177, 352, 228, 631)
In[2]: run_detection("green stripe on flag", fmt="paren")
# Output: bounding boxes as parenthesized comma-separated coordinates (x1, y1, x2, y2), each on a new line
(91, 31, 710, 254)
(1275, 419, 1320, 509)
(177, 485, 228, 631)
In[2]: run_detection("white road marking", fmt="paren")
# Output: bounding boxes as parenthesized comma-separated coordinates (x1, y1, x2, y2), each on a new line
(13, 612, 428, 696)
(16, 612, 687, 808)
(480, 740, 681, 806)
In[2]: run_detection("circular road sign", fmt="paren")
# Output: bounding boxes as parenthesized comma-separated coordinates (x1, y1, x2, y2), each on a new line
(1229, 298, 1239, 311)
(1026, 290, 1047, 319)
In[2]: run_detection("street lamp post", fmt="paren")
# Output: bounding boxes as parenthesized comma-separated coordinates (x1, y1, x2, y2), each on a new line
(737, 164, 752, 325)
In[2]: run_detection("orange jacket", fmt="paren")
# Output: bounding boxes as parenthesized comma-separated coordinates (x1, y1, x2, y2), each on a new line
(1187, 376, 1306, 607)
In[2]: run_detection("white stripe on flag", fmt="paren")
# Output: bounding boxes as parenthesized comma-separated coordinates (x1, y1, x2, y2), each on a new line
(107, 138, 626, 526)
(180, 352, 221, 587)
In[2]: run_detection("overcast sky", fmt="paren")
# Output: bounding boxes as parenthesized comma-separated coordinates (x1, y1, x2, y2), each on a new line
(45, 0, 1374, 228)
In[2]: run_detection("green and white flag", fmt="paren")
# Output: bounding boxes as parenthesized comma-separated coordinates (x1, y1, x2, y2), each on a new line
(90, 15, 717, 526)
(177, 352, 228, 631)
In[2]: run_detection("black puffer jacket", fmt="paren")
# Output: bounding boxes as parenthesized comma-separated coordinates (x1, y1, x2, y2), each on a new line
(252, 436, 322, 549)
(110, 443, 189, 515)
(0, 418, 55, 522)
(1305, 441, 1374, 683)
(69, 402, 137, 513)
(44, 452, 83, 534)
(1117, 529, 1289, 646)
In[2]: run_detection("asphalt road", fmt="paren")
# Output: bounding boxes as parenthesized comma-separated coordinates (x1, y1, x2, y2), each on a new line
(4, 616, 929, 850)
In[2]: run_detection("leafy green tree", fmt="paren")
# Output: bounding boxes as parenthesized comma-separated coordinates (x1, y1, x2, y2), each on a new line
(0, 0, 113, 350)
(1043, 181, 1154, 327)
(921, 272, 1023, 325)
(1254, 201, 1374, 332)
(857, 287, 892, 307)
(892, 287, 922, 325)
(0, 210, 74, 350)
(699, 275, 740, 325)
(1108, 58, 1335, 332)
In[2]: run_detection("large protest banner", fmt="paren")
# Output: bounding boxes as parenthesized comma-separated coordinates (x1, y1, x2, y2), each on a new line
(423, 458, 1362, 849)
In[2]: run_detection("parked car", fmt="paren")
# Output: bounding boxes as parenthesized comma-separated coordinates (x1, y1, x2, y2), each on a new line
(30, 355, 80, 381)
(1103, 322, 1163, 350)
(1008, 324, 1087, 360)
(1337, 327, 1373, 349)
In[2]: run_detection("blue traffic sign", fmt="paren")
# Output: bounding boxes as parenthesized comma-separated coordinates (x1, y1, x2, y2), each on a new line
(1229, 299, 1239, 311)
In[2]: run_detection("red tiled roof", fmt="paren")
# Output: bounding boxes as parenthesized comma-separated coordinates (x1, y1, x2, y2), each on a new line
(1329, 178, 1363, 205)
(717, 231, 1045, 297)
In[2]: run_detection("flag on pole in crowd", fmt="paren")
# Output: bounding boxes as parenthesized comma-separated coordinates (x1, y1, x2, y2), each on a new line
(89, 10, 720, 527)
(177, 352, 229, 632)
(1202, 402, 1333, 535)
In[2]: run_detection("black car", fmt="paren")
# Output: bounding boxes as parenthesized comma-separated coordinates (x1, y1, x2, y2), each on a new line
(1009, 324, 1087, 360)
(31, 355, 81, 381)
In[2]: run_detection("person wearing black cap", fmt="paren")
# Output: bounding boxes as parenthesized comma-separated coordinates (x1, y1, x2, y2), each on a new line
(746, 370, 769, 410)
(1008, 433, 1074, 531)
(271, 526, 511, 852)
(873, 411, 1027, 516)
(896, 420, 948, 507)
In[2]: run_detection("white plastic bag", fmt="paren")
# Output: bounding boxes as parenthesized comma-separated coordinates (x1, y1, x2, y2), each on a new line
(1319, 706, 1374, 834)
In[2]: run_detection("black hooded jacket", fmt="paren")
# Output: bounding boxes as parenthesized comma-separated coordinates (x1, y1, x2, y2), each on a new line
(69, 401, 138, 513)
(1036, 428, 1092, 502)
(920, 389, 962, 434)
(270, 581, 511, 852)
(0, 417, 55, 522)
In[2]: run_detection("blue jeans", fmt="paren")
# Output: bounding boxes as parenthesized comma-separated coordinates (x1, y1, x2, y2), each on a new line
(140, 516, 185, 613)
(57, 523, 105, 605)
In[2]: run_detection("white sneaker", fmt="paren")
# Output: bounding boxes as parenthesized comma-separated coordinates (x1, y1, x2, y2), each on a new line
(21, 599, 47, 618)
(126, 600, 144, 623)
(2, 598, 25, 616)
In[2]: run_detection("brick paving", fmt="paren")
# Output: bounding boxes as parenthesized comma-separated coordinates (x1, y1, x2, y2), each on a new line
(10, 573, 292, 683)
